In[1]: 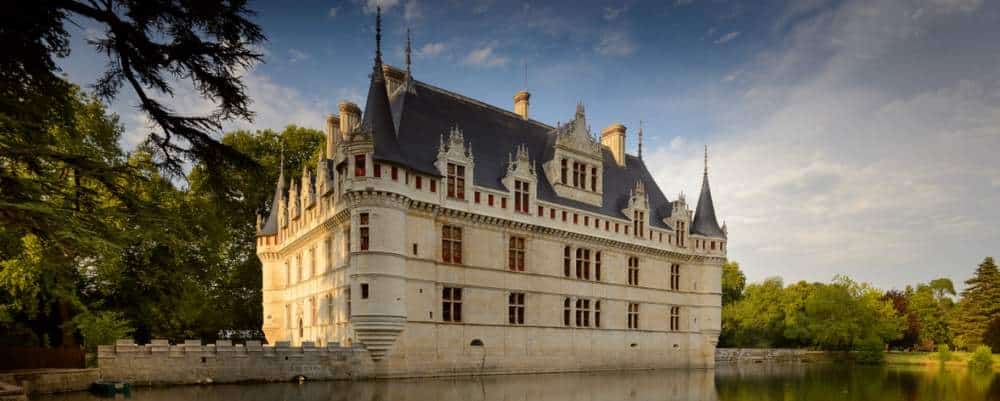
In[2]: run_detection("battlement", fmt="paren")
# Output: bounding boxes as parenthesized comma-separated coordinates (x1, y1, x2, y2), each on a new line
(98, 340, 373, 385)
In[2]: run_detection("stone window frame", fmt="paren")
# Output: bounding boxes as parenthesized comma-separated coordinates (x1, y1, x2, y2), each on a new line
(563, 298, 571, 326)
(442, 287, 463, 322)
(670, 264, 681, 291)
(627, 256, 640, 286)
(441, 225, 463, 264)
(446, 162, 466, 200)
(670, 306, 681, 331)
(359, 212, 370, 251)
(508, 235, 526, 272)
(627, 303, 640, 330)
(508, 292, 525, 325)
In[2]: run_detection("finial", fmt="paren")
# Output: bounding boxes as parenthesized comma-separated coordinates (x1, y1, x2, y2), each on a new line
(576, 101, 585, 118)
(375, 6, 382, 67)
(638, 120, 644, 159)
(405, 28, 412, 75)
(523, 60, 528, 91)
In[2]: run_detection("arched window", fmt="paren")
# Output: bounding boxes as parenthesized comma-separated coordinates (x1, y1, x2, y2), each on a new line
(563, 298, 572, 326)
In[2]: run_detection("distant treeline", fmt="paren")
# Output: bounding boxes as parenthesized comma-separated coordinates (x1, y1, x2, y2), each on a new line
(720, 258, 1000, 352)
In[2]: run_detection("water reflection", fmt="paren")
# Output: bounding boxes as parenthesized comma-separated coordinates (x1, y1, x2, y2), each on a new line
(43, 364, 1000, 401)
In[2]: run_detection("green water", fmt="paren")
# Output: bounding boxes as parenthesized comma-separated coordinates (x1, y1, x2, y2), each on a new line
(42, 364, 999, 401)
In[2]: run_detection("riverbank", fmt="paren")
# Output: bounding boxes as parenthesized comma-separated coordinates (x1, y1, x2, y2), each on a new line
(885, 351, 1000, 367)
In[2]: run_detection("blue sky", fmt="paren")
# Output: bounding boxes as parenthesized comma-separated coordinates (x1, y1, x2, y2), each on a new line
(59, 0, 1000, 290)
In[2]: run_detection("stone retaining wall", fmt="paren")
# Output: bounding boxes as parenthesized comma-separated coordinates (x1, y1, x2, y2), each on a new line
(0, 369, 98, 395)
(98, 340, 373, 386)
(714, 348, 828, 364)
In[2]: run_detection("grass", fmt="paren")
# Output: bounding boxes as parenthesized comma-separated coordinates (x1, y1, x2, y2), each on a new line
(884, 351, 1000, 367)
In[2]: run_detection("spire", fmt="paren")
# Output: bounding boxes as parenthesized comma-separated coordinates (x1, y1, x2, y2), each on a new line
(405, 28, 412, 76)
(374, 6, 383, 69)
(691, 145, 725, 238)
(638, 120, 644, 159)
(258, 142, 286, 236)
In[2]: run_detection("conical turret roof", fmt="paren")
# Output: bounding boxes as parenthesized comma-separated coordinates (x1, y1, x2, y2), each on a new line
(691, 146, 724, 238)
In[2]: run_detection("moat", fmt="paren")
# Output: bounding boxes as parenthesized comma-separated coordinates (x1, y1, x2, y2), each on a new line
(41, 364, 1000, 401)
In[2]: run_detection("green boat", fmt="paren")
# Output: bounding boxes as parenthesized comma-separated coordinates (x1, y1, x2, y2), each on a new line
(89, 380, 131, 397)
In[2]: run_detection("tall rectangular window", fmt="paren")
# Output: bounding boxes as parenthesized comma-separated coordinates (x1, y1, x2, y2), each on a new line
(345, 288, 351, 321)
(285, 260, 291, 286)
(633, 211, 645, 238)
(430, 179, 436, 193)
(563, 246, 571, 277)
(359, 213, 370, 251)
(563, 298, 571, 326)
(360, 283, 369, 299)
(670, 264, 680, 290)
(594, 301, 601, 328)
(676, 221, 686, 247)
(514, 180, 530, 213)
(508, 236, 525, 272)
(415, 176, 422, 190)
(591, 167, 597, 191)
(296, 253, 302, 283)
(628, 257, 639, 286)
(309, 247, 316, 278)
(325, 237, 332, 271)
(488, 194, 494, 206)
(442, 225, 462, 264)
(628, 303, 639, 329)
(575, 299, 591, 327)
(354, 154, 366, 177)
(442, 287, 462, 322)
(670, 306, 680, 331)
(594, 251, 602, 281)
(373, 162, 381, 178)
(391, 166, 398, 180)
(560, 159, 568, 184)
(447, 163, 465, 200)
(508, 292, 525, 325)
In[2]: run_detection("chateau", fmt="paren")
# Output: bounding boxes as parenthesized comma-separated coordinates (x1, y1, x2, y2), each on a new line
(255, 11, 727, 377)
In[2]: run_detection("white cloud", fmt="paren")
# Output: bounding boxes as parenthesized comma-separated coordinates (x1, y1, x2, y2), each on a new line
(463, 45, 509, 67)
(416, 42, 446, 57)
(603, 6, 626, 21)
(714, 31, 741, 44)
(404, 0, 422, 20)
(287, 48, 310, 63)
(595, 31, 637, 56)
(645, 0, 1000, 289)
(360, 0, 400, 14)
(328, 7, 339, 17)
(669, 136, 686, 150)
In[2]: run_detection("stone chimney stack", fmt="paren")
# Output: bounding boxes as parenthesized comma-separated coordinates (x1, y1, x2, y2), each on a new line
(325, 114, 339, 158)
(513, 91, 530, 120)
(601, 123, 627, 166)
(338, 101, 361, 139)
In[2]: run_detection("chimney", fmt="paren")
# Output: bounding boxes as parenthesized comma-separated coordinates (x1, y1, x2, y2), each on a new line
(513, 91, 530, 120)
(325, 114, 339, 158)
(601, 123, 627, 166)
(382, 65, 406, 96)
(338, 101, 361, 139)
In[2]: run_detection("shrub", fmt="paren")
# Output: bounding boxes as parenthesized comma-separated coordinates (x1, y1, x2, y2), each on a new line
(936, 344, 952, 362)
(968, 346, 993, 371)
(73, 311, 132, 352)
(855, 337, 886, 365)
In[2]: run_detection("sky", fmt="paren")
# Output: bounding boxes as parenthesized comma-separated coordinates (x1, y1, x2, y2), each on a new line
(57, 0, 1000, 290)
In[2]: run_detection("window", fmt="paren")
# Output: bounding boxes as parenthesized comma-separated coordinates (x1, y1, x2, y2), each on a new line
(508, 236, 525, 272)
(360, 283, 369, 299)
(615, 223, 620, 233)
(633, 211, 645, 238)
(508, 293, 525, 325)
(676, 221, 686, 247)
(575, 299, 591, 327)
(391, 166, 398, 180)
(447, 163, 465, 200)
(475, 192, 481, 203)
(296, 253, 302, 282)
(563, 298, 571, 326)
(572, 162, 580, 187)
(537, 205, 544, 217)
(442, 287, 462, 322)
(488, 194, 494, 206)
(412, 243, 418, 256)
(560, 159, 568, 184)
(374, 162, 381, 178)
(670, 307, 680, 331)
(309, 247, 316, 277)
(628, 303, 639, 329)
(550, 209, 555, 219)
(711, 241, 716, 250)
(595, 251, 602, 281)
(415, 176, 422, 190)
(594, 301, 601, 328)
(325, 237, 332, 271)
(590, 167, 597, 191)
(670, 264, 680, 290)
(430, 180, 436, 193)
(285, 260, 291, 286)
(562, 211, 567, 222)
(345, 288, 351, 321)
(327, 294, 335, 323)
(573, 214, 578, 224)
(501, 197, 507, 209)
(563, 246, 571, 277)
(514, 180, 530, 213)
(354, 154, 366, 177)
(628, 257, 639, 286)
(584, 216, 589, 226)
(359, 213, 370, 251)
(442, 225, 462, 264)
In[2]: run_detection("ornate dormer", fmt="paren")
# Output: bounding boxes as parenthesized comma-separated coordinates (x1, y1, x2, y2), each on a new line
(667, 192, 693, 248)
(288, 178, 300, 220)
(301, 165, 315, 210)
(544, 102, 604, 206)
(622, 180, 650, 238)
(502, 144, 537, 214)
(435, 126, 475, 201)
(316, 158, 334, 197)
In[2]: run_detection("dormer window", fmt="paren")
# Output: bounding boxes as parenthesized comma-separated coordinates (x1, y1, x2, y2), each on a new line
(560, 159, 568, 184)
(514, 180, 530, 213)
(447, 163, 466, 200)
(633, 211, 645, 238)
(675, 221, 686, 247)
(354, 154, 366, 177)
(590, 167, 597, 191)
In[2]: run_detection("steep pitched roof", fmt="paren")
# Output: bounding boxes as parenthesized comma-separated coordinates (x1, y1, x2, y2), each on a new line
(691, 166, 725, 238)
(259, 162, 285, 236)
(377, 79, 676, 229)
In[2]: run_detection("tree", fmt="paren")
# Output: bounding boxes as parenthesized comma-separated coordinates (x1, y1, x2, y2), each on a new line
(3, 0, 265, 184)
(882, 289, 920, 350)
(721, 261, 746, 306)
(952, 257, 1000, 350)
(803, 276, 901, 350)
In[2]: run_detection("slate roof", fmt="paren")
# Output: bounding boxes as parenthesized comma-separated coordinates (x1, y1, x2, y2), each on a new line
(373, 78, 679, 230)
(691, 171, 725, 238)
